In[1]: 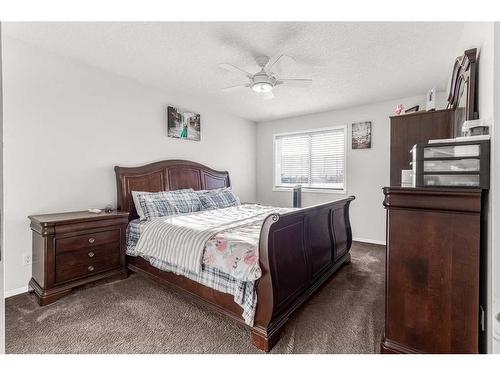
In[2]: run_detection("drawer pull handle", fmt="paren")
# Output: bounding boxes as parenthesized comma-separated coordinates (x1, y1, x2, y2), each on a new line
(88, 237, 95, 244)
(88, 251, 95, 258)
(88, 265, 95, 272)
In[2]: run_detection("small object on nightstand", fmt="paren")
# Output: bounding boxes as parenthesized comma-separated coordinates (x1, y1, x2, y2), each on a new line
(88, 208, 102, 214)
(28, 210, 129, 306)
(104, 205, 113, 213)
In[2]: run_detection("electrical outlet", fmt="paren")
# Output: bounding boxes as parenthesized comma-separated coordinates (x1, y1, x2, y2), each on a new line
(23, 254, 32, 266)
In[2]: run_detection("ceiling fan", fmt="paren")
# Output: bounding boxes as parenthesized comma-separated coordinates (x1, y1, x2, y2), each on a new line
(219, 55, 312, 99)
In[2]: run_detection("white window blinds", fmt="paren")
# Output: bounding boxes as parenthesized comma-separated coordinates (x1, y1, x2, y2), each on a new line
(274, 127, 346, 190)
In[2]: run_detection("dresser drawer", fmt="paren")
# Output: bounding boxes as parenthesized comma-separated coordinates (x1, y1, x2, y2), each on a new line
(56, 229, 120, 253)
(55, 243, 120, 284)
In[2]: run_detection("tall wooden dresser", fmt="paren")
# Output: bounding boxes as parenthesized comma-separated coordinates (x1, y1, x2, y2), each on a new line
(381, 187, 484, 353)
(390, 109, 455, 186)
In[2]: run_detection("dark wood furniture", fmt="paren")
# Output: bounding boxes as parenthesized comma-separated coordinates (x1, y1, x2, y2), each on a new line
(390, 109, 455, 186)
(381, 187, 484, 354)
(29, 211, 129, 305)
(115, 159, 355, 352)
(447, 48, 478, 121)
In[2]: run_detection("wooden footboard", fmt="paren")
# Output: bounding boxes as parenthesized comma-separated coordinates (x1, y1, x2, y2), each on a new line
(251, 196, 355, 351)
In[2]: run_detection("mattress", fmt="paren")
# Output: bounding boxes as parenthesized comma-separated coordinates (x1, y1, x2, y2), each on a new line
(125, 204, 291, 326)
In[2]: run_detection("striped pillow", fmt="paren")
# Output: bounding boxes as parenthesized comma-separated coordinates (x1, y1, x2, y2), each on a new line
(196, 187, 240, 210)
(132, 189, 202, 220)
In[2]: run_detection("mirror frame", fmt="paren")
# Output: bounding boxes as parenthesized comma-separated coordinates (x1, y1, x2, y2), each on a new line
(447, 48, 478, 120)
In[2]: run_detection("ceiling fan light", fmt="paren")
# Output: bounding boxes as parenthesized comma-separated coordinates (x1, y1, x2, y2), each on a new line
(251, 82, 273, 93)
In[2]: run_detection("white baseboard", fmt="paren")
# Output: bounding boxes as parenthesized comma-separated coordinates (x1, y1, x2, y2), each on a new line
(353, 237, 386, 246)
(4, 286, 29, 298)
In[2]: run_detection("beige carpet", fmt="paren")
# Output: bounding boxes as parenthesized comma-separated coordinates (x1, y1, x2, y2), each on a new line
(5, 242, 385, 354)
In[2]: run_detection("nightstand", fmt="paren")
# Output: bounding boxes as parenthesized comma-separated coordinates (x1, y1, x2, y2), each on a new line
(28, 210, 129, 305)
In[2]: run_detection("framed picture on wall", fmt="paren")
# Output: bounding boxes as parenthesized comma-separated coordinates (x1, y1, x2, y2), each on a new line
(352, 121, 372, 149)
(167, 106, 201, 141)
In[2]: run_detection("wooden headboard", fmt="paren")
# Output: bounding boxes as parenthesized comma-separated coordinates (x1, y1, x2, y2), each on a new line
(114, 159, 230, 221)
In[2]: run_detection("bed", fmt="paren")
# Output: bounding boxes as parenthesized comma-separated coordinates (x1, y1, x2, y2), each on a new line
(114, 159, 355, 352)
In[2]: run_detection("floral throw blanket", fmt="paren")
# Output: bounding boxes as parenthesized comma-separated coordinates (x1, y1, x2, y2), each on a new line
(134, 204, 292, 281)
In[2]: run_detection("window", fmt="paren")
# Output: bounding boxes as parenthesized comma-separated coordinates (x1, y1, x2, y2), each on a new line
(274, 127, 346, 191)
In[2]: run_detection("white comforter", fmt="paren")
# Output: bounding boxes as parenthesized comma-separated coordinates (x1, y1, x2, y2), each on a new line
(134, 204, 291, 281)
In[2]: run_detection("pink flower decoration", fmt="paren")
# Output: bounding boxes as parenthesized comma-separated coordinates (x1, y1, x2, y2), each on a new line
(244, 253, 258, 265)
(215, 239, 227, 252)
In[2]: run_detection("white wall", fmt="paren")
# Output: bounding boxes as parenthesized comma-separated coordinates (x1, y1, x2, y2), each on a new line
(458, 23, 495, 123)
(0, 23, 5, 354)
(493, 22, 500, 354)
(456, 22, 496, 353)
(256, 94, 447, 244)
(1, 36, 257, 294)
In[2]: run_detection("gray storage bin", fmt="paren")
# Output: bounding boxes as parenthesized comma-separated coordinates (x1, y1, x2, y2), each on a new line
(423, 159, 480, 172)
(423, 174, 480, 187)
(423, 144, 480, 158)
(412, 139, 490, 189)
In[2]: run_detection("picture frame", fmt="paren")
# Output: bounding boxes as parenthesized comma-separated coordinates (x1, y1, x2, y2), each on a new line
(405, 105, 420, 114)
(167, 106, 201, 141)
(352, 121, 372, 149)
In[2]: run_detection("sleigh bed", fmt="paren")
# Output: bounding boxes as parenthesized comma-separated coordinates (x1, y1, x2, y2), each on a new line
(114, 159, 354, 352)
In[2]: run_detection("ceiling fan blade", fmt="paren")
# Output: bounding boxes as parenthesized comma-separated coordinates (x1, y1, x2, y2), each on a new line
(218, 63, 253, 78)
(258, 91, 275, 100)
(276, 78, 312, 87)
(265, 54, 296, 74)
(221, 83, 250, 92)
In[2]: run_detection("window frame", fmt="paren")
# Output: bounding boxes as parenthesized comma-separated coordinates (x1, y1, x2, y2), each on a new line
(272, 125, 348, 194)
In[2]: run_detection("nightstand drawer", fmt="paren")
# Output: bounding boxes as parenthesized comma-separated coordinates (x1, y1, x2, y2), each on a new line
(55, 244, 120, 283)
(56, 229, 120, 253)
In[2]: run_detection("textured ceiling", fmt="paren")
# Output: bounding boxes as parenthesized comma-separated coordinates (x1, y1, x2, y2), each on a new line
(3, 22, 465, 122)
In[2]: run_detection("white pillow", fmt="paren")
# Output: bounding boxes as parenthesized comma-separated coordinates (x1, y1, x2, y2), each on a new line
(131, 191, 147, 220)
